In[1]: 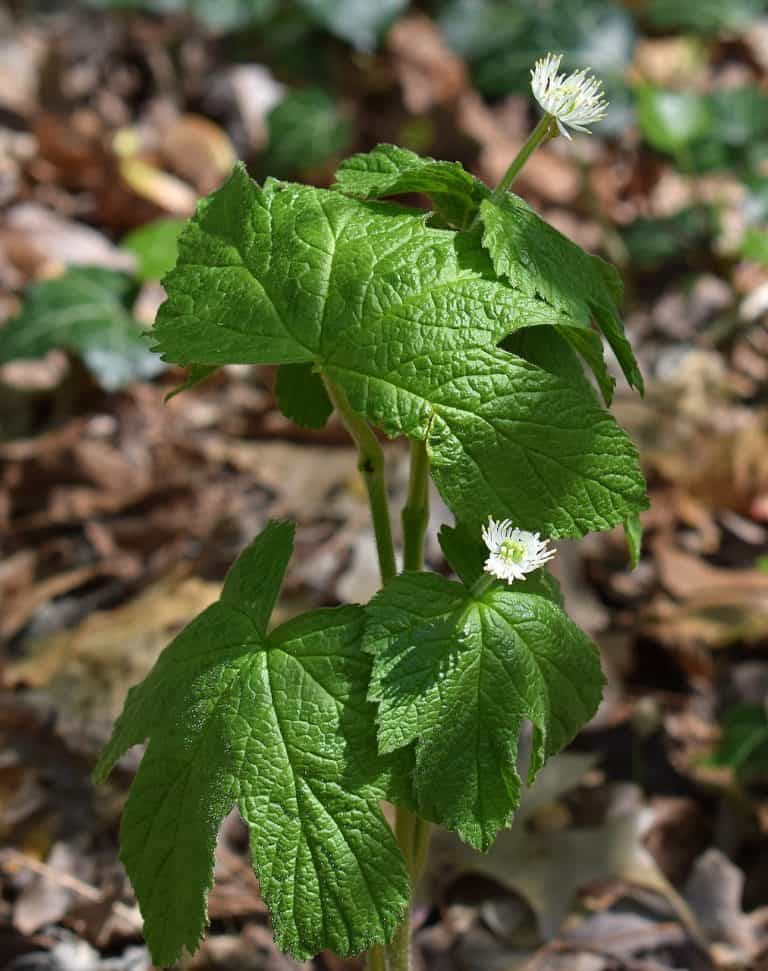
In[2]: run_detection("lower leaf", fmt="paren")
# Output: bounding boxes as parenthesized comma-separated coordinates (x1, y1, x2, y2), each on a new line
(365, 571, 604, 850)
(96, 523, 409, 964)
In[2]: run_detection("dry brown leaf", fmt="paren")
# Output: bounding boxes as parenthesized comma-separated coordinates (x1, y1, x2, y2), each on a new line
(458, 93, 581, 204)
(387, 14, 467, 115)
(653, 542, 768, 602)
(0, 204, 136, 280)
(5, 572, 221, 738)
(428, 761, 705, 950)
(117, 157, 198, 216)
(685, 849, 760, 965)
(160, 114, 237, 195)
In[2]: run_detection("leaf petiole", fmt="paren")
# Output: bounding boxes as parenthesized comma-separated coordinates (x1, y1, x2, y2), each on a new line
(322, 375, 397, 585)
(402, 440, 430, 573)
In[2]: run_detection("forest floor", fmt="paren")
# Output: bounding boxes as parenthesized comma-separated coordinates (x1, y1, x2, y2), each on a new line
(1, 4, 768, 970)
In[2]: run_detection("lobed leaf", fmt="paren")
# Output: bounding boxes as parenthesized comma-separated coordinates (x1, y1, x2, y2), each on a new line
(96, 521, 409, 964)
(327, 343, 646, 537)
(479, 195, 644, 395)
(334, 143, 489, 228)
(365, 571, 604, 849)
(153, 167, 647, 538)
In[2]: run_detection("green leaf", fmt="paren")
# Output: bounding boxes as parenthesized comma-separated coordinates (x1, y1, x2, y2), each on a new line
(122, 218, 186, 282)
(742, 228, 768, 264)
(636, 87, 712, 154)
(644, 0, 765, 34)
(0, 267, 164, 391)
(96, 520, 409, 964)
(365, 571, 604, 849)
(621, 207, 718, 270)
(479, 195, 644, 395)
(297, 0, 408, 49)
(503, 327, 596, 398)
(710, 704, 768, 783)
(154, 167, 646, 537)
(275, 362, 333, 428)
(636, 84, 768, 174)
(335, 143, 490, 229)
(438, 521, 486, 585)
(330, 344, 646, 537)
(263, 89, 353, 177)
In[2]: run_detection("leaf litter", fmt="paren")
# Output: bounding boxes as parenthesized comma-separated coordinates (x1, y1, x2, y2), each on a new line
(1, 2, 768, 969)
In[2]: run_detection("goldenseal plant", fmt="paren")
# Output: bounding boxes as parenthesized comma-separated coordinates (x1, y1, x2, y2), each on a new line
(97, 55, 647, 971)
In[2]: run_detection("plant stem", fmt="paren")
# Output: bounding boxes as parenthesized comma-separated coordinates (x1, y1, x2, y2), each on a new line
(325, 375, 400, 970)
(322, 376, 397, 585)
(387, 442, 434, 971)
(387, 807, 432, 971)
(325, 385, 435, 970)
(366, 945, 387, 971)
(401, 440, 430, 572)
(471, 573, 496, 598)
(488, 113, 557, 206)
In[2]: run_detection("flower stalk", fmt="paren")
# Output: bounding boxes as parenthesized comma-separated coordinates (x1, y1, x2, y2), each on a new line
(488, 113, 558, 206)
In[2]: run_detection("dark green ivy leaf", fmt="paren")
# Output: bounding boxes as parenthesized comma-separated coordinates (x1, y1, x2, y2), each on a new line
(263, 88, 353, 178)
(122, 218, 186, 282)
(298, 0, 408, 50)
(0, 267, 164, 391)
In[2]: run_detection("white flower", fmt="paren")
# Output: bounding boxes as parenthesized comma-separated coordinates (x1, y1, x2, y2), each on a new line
(530, 53, 608, 139)
(481, 518, 556, 584)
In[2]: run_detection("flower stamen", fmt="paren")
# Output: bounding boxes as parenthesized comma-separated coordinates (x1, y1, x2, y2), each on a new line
(481, 518, 556, 584)
(530, 53, 608, 140)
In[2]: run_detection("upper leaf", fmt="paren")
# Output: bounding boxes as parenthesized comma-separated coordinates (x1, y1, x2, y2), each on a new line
(152, 165, 545, 366)
(365, 571, 604, 850)
(0, 267, 164, 391)
(96, 520, 409, 964)
(334, 143, 490, 228)
(479, 195, 644, 394)
(153, 167, 646, 538)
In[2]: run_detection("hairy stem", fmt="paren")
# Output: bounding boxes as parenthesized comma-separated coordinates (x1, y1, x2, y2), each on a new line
(401, 440, 430, 573)
(322, 376, 397, 585)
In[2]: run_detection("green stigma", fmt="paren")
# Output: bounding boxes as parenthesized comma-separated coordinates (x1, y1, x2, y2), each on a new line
(499, 538, 526, 563)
